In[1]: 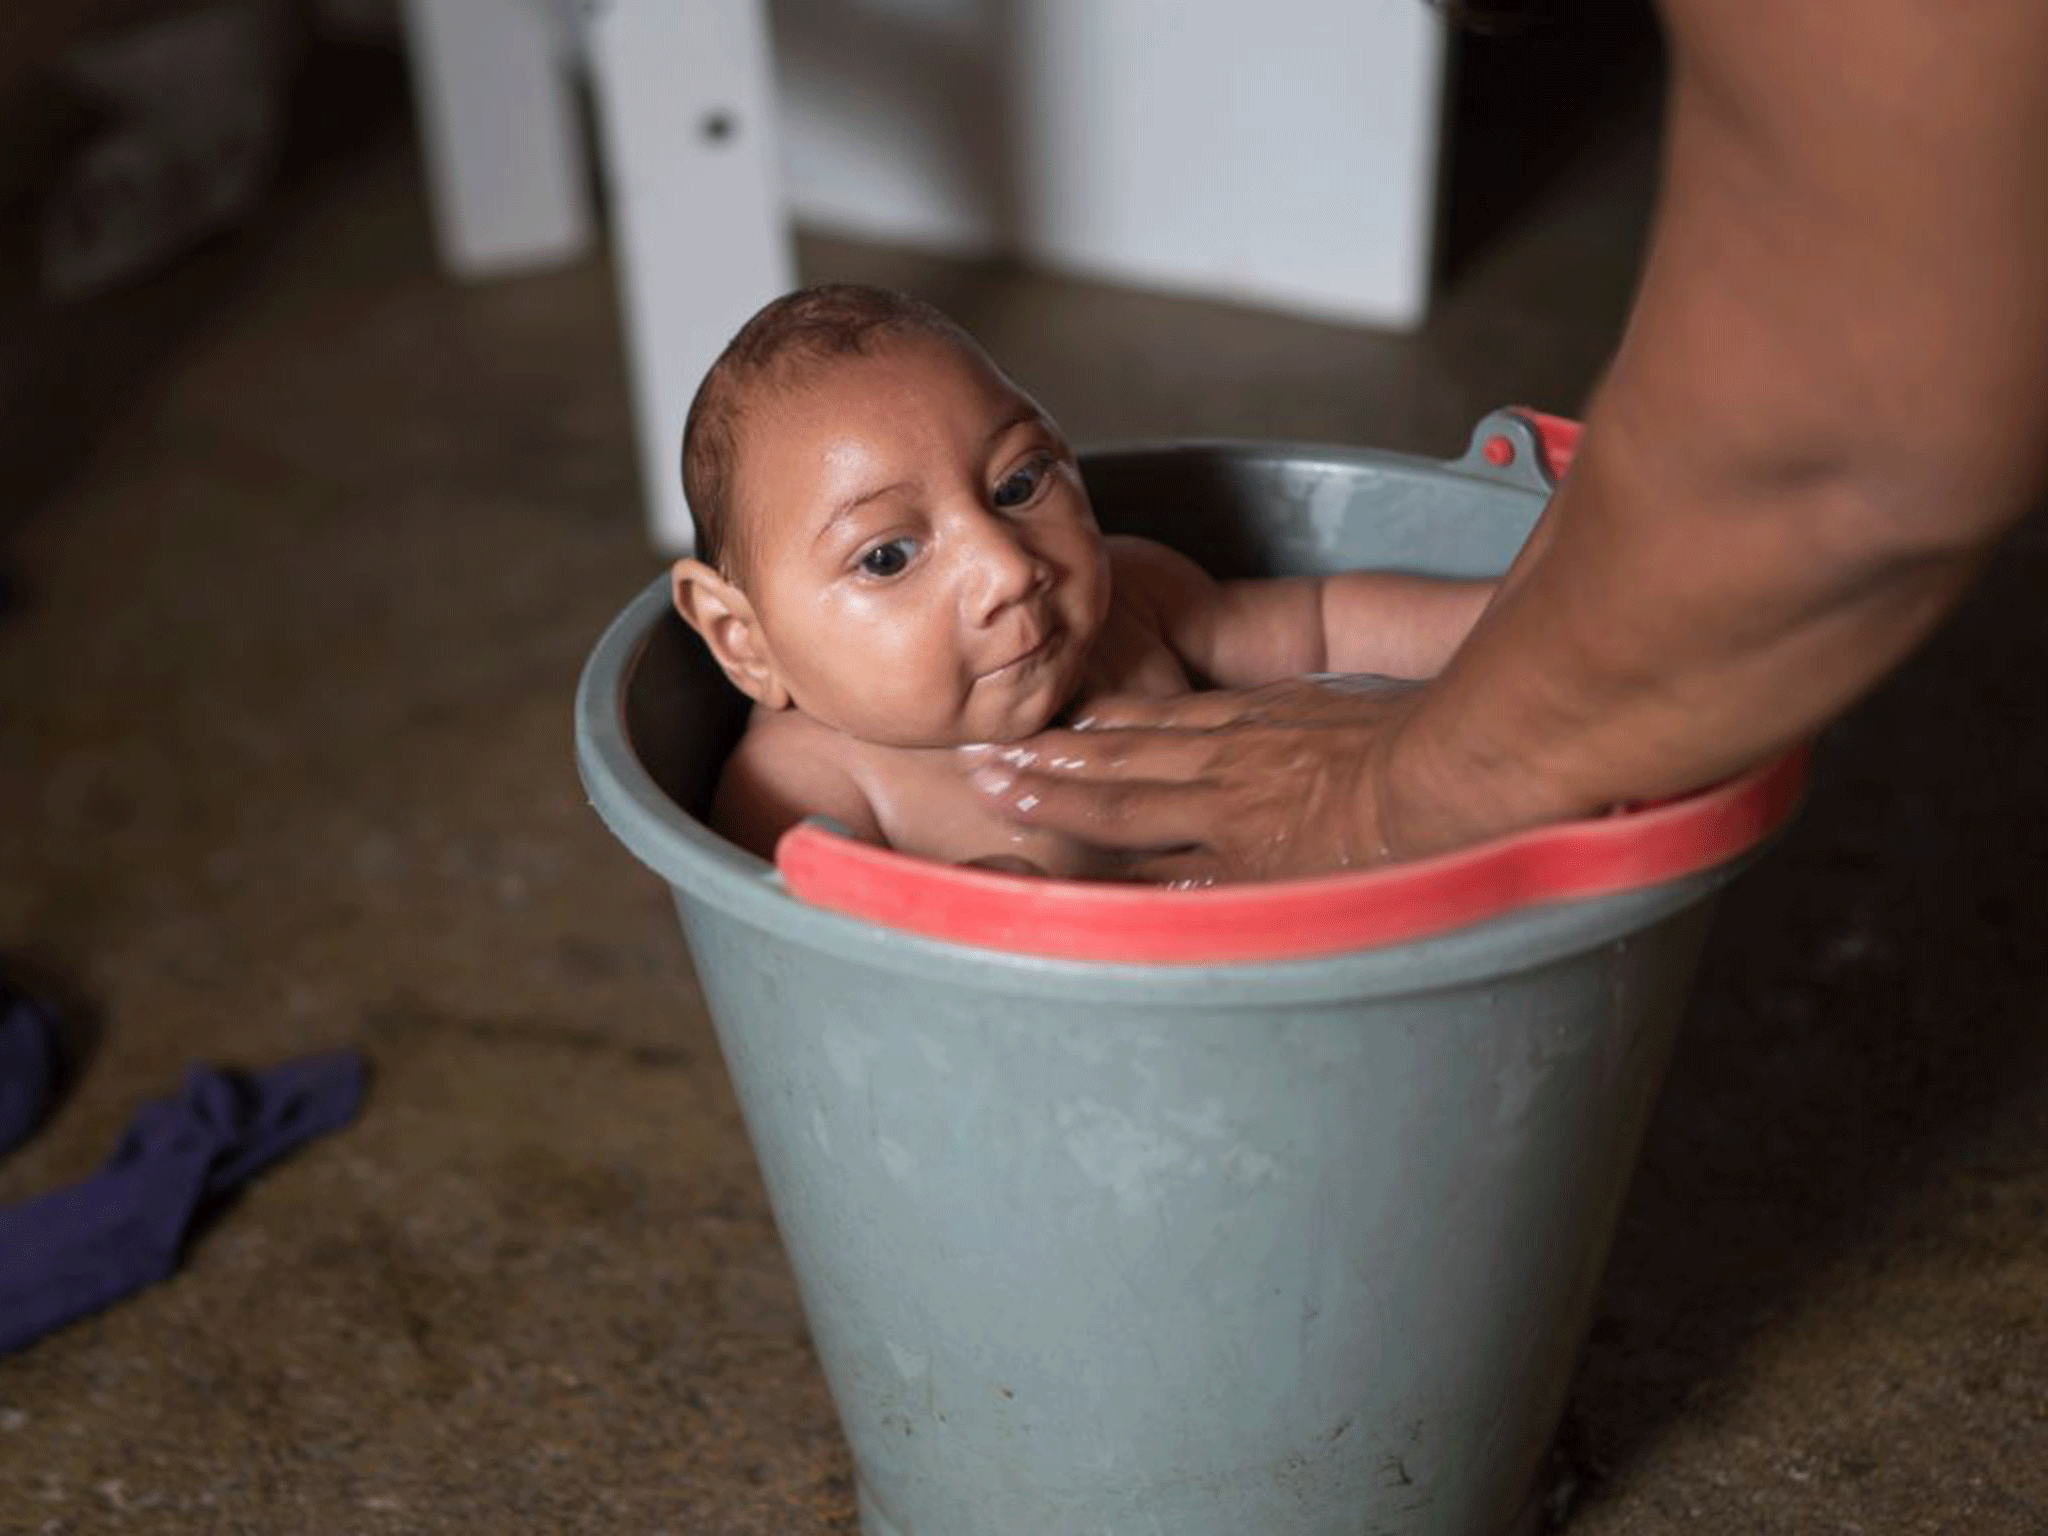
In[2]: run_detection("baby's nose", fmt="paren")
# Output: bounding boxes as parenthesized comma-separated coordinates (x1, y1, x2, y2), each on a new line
(962, 514, 1047, 619)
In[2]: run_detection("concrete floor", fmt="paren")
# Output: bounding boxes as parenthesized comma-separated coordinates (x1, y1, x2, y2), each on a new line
(1, 37, 2043, 1536)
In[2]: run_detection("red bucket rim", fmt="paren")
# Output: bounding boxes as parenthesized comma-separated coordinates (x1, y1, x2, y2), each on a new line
(776, 745, 1808, 964)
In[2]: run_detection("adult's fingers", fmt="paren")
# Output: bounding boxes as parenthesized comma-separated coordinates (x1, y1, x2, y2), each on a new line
(1107, 845, 1229, 888)
(967, 754, 1233, 853)
(962, 726, 1226, 794)
(1066, 688, 1268, 732)
(961, 678, 1421, 880)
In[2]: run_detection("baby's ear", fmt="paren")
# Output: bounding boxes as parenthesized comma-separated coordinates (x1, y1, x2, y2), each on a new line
(670, 558, 791, 710)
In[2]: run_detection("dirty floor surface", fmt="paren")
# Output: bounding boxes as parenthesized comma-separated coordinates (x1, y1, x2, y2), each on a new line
(1, 38, 2042, 1536)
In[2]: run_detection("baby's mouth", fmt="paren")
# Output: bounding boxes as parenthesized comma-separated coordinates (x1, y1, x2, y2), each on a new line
(984, 628, 1057, 679)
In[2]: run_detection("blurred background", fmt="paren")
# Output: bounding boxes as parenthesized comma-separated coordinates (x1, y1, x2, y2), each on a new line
(0, 3, 2040, 1532)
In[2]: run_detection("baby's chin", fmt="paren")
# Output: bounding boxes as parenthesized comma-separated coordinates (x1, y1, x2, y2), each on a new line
(864, 673, 1086, 749)
(913, 696, 1075, 751)
(978, 687, 1085, 745)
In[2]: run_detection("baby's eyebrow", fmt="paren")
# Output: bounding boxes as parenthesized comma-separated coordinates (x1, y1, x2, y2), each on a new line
(982, 406, 1049, 452)
(813, 480, 910, 548)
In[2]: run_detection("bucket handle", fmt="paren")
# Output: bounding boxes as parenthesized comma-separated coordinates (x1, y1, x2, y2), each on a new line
(1455, 407, 1581, 492)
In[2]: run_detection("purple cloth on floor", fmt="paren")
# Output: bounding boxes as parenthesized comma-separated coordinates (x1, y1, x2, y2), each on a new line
(0, 984, 61, 1158)
(0, 1050, 365, 1355)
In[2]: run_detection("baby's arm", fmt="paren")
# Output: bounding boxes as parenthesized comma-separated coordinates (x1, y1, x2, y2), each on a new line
(1317, 568, 1497, 678)
(710, 721, 885, 861)
(1109, 536, 1494, 686)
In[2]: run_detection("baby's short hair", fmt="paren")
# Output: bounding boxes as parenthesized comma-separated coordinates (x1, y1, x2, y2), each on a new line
(682, 283, 980, 580)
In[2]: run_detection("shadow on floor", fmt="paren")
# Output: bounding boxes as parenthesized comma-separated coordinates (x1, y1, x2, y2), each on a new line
(0, 37, 414, 592)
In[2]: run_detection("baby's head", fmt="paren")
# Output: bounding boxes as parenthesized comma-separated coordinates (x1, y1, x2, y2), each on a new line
(671, 284, 1111, 747)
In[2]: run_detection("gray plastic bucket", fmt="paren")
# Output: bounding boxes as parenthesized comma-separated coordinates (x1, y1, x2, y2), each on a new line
(574, 411, 1798, 1536)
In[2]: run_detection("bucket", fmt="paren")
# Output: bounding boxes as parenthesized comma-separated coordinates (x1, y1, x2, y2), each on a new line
(574, 410, 1804, 1536)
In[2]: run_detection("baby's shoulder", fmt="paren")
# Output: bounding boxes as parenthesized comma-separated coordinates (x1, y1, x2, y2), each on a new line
(713, 709, 881, 858)
(1104, 533, 1219, 617)
(1102, 532, 1235, 655)
(731, 702, 833, 754)
(1105, 532, 1210, 582)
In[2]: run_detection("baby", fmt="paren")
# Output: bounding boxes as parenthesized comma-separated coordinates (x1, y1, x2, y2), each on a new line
(672, 284, 1494, 879)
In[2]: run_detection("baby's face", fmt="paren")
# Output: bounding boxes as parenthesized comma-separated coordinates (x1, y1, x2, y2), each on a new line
(733, 334, 1110, 746)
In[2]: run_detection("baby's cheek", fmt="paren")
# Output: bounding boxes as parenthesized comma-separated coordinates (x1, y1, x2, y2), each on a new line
(903, 671, 994, 745)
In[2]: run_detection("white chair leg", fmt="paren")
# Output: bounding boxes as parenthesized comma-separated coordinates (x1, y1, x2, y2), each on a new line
(398, 0, 592, 277)
(583, 0, 795, 553)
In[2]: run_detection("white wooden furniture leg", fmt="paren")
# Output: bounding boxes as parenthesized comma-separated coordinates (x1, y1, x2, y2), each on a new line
(583, 0, 795, 553)
(398, 0, 592, 277)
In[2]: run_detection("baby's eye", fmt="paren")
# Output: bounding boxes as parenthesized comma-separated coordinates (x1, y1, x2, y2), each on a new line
(857, 538, 916, 578)
(992, 453, 1055, 510)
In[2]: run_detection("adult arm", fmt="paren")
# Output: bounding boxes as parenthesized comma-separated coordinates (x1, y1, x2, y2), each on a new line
(969, 0, 2048, 878)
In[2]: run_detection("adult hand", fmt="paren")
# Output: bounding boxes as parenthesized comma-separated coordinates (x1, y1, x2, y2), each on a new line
(962, 676, 1426, 885)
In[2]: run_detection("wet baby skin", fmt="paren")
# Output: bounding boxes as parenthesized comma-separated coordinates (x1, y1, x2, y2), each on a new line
(671, 331, 1492, 877)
